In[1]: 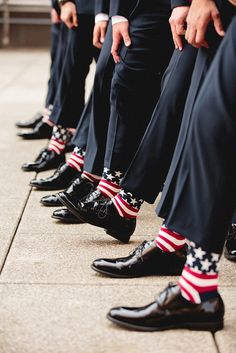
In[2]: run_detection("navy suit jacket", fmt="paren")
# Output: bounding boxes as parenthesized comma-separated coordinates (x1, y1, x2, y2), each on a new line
(75, 0, 95, 15)
(95, 0, 110, 15)
(109, 0, 139, 18)
(51, 0, 60, 13)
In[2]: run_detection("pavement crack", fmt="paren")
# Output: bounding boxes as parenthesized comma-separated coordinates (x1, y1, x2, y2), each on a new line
(0, 187, 33, 275)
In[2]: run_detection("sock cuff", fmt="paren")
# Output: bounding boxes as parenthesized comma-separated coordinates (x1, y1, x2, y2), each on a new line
(82, 171, 101, 183)
(155, 225, 186, 253)
(112, 194, 139, 219)
(48, 138, 66, 155)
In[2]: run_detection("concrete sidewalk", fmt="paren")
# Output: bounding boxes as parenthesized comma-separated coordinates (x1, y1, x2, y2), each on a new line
(0, 50, 235, 353)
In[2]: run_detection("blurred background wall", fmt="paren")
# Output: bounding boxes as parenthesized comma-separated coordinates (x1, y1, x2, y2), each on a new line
(0, 0, 51, 47)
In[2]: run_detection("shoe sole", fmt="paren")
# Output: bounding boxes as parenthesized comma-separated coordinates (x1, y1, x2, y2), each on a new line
(91, 264, 182, 278)
(30, 184, 69, 191)
(40, 201, 62, 207)
(107, 315, 224, 332)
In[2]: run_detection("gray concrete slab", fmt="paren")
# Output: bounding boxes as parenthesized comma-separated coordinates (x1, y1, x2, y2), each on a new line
(0, 284, 217, 353)
(0, 49, 235, 353)
(215, 288, 236, 353)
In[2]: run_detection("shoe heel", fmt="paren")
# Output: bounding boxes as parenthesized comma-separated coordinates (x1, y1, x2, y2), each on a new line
(105, 229, 130, 243)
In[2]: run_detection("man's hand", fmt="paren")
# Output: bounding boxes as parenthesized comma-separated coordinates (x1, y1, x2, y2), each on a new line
(111, 21, 131, 64)
(185, 0, 225, 48)
(228, 0, 236, 6)
(51, 8, 61, 24)
(60, 2, 78, 29)
(169, 7, 189, 51)
(93, 21, 108, 48)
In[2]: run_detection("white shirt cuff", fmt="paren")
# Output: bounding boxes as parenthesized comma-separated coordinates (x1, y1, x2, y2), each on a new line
(95, 13, 109, 23)
(112, 15, 128, 25)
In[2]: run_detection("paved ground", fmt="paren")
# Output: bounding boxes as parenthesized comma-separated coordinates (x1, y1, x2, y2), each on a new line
(0, 50, 235, 353)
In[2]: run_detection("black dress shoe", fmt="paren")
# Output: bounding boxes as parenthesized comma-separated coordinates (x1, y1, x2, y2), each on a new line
(40, 193, 63, 207)
(40, 176, 95, 207)
(59, 193, 136, 243)
(17, 120, 52, 140)
(52, 208, 83, 224)
(22, 148, 65, 172)
(92, 240, 187, 278)
(30, 163, 80, 190)
(107, 283, 224, 332)
(224, 223, 236, 262)
(15, 112, 43, 129)
(58, 177, 99, 210)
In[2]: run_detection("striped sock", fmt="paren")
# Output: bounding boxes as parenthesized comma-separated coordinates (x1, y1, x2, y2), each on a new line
(155, 224, 186, 252)
(67, 147, 86, 172)
(82, 171, 101, 183)
(179, 242, 220, 303)
(97, 168, 123, 199)
(48, 125, 72, 155)
(112, 190, 144, 219)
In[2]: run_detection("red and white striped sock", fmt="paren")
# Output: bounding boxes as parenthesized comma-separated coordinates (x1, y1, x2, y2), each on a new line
(112, 190, 144, 219)
(48, 125, 72, 155)
(97, 168, 123, 199)
(82, 171, 101, 183)
(155, 224, 186, 252)
(67, 147, 86, 172)
(179, 242, 220, 303)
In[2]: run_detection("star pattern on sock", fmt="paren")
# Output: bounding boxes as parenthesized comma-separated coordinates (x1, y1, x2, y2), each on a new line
(102, 168, 124, 185)
(118, 190, 143, 210)
(52, 125, 72, 143)
(73, 147, 86, 158)
(186, 242, 221, 274)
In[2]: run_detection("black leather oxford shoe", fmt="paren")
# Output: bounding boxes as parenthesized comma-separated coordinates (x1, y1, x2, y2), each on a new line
(58, 177, 98, 210)
(107, 283, 224, 332)
(22, 148, 65, 172)
(52, 208, 83, 223)
(15, 112, 43, 129)
(30, 163, 80, 190)
(17, 120, 52, 140)
(40, 176, 95, 207)
(40, 193, 62, 207)
(60, 195, 136, 243)
(91, 240, 187, 278)
(224, 223, 236, 262)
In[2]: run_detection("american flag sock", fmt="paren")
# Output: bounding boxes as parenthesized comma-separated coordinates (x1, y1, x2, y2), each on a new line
(155, 224, 186, 252)
(179, 242, 220, 303)
(112, 190, 144, 219)
(82, 171, 101, 183)
(97, 168, 123, 199)
(67, 147, 86, 172)
(48, 125, 72, 155)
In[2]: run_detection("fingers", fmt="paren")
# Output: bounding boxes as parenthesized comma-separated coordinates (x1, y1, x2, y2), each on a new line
(122, 30, 131, 47)
(212, 11, 225, 37)
(93, 28, 102, 49)
(72, 12, 78, 27)
(100, 26, 106, 44)
(170, 22, 183, 50)
(194, 20, 208, 47)
(111, 36, 121, 64)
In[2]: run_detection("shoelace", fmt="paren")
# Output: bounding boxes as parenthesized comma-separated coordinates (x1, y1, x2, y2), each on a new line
(129, 241, 149, 262)
(155, 282, 176, 306)
(97, 201, 110, 219)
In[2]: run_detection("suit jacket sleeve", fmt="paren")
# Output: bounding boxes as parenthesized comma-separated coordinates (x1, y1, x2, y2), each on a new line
(95, 0, 110, 15)
(51, 0, 60, 14)
(171, 0, 191, 9)
(109, 0, 138, 18)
